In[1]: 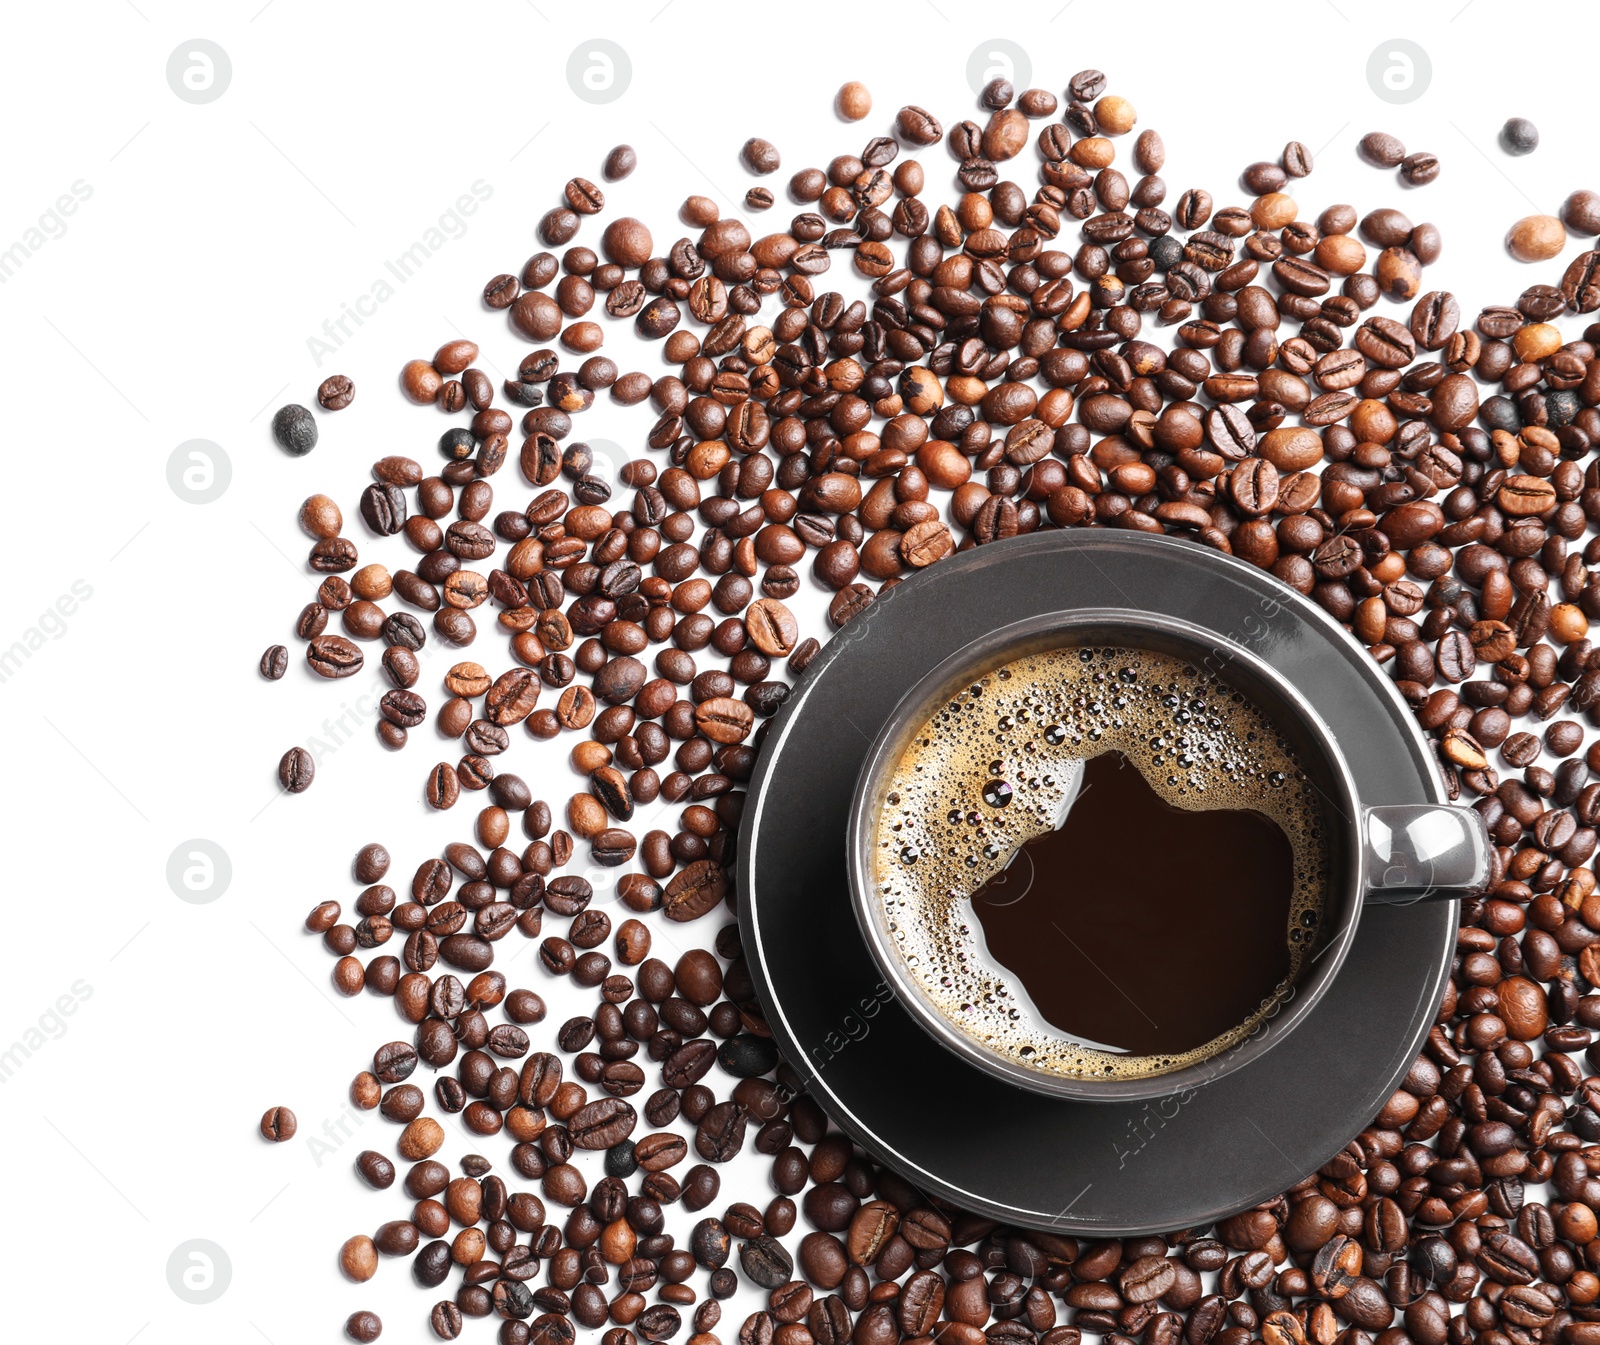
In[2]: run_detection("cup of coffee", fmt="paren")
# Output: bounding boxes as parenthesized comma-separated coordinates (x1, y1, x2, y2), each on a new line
(847, 607, 1490, 1103)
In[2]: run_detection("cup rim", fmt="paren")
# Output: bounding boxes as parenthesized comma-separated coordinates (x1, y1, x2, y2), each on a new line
(845, 606, 1368, 1103)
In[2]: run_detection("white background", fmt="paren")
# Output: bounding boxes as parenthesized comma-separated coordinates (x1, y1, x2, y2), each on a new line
(2, 1, 1598, 1340)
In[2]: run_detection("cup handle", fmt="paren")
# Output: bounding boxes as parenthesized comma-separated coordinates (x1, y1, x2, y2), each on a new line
(1362, 804, 1491, 905)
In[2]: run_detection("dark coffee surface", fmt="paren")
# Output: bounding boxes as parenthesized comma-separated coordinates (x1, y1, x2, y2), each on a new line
(970, 749, 1295, 1057)
(875, 643, 1329, 1078)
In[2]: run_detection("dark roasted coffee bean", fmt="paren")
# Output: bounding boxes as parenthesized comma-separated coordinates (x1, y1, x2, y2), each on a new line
(272, 403, 318, 456)
(361, 484, 407, 535)
(260, 1105, 297, 1141)
(278, 747, 314, 793)
(604, 144, 637, 181)
(692, 1217, 731, 1268)
(1400, 152, 1440, 186)
(427, 763, 461, 810)
(305, 534, 356, 572)
(741, 1235, 795, 1289)
(317, 374, 355, 411)
(1501, 118, 1539, 154)
(1358, 131, 1406, 167)
(695, 1101, 747, 1162)
(570, 1098, 637, 1149)
(308, 635, 364, 679)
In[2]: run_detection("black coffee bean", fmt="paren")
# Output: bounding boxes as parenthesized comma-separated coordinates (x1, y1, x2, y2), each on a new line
(1501, 118, 1539, 154)
(740, 1235, 795, 1289)
(272, 404, 318, 456)
(717, 1034, 779, 1078)
(495, 1280, 536, 1321)
(691, 1218, 731, 1268)
(414, 1240, 453, 1288)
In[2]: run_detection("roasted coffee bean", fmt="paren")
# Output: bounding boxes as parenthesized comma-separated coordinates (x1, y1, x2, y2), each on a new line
(570, 1098, 638, 1149)
(604, 144, 637, 181)
(361, 484, 407, 535)
(741, 1236, 795, 1289)
(313, 375, 355, 412)
(1501, 118, 1539, 154)
(272, 403, 318, 456)
(1400, 152, 1440, 186)
(1356, 131, 1408, 167)
(742, 138, 781, 175)
(426, 763, 461, 810)
(1508, 215, 1565, 263)
(278, 747, 314, 793)
(308, 635, 364, 678)
(695, 1101, 747, 1162)
(718, 1035, 779, 1078)
(260, 1105, 297, 1141)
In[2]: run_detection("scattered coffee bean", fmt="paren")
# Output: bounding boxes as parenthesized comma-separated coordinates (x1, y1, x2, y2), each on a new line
(318, 375, 356, 411)
(1508, 214, 1566, 262)
(401, 360, 441, 403)
(836, 81, 871, 121)
(272, 404, 318, 456)
(740, 138, 781, 175)
(278, 747, 314, 794)
(1501, 117, 1540, 154)
(259, 1106, 296, 1141)
(1281, 140, 1312, 177)
(1358, 131, 1405, 167)
(603, 145, 636, 181)
(300, 493, 343, 537)
(354, 842, 390, 883)
(1399, 151, 1439, 186)
(1563, 189, 1600, 236)
(345, 1310, 381, 1342)
(339, 1235, 378, 1282)
(601, 217, 653, 269)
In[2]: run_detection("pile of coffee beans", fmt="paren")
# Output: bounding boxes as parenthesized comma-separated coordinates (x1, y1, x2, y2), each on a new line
(258, 65, 1600, 1345)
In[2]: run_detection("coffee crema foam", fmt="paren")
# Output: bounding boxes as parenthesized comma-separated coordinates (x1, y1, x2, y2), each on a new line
(871, 645, 1331, 1081)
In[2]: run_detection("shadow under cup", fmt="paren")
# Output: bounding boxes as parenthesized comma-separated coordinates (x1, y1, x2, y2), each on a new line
(846, 608, 1366, 1105)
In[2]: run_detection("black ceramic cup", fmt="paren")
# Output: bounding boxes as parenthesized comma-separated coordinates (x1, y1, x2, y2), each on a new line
(847, 606, 1490, 1104)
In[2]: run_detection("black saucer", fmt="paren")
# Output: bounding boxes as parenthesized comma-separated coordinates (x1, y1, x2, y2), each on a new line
(736, 531, 1455, 1234)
